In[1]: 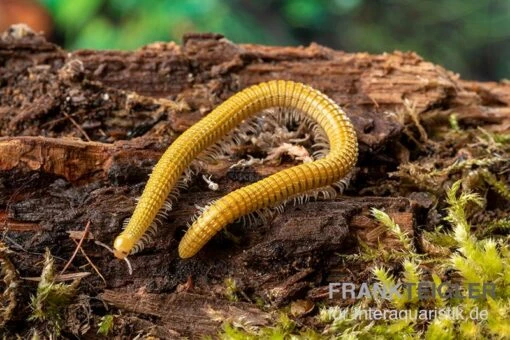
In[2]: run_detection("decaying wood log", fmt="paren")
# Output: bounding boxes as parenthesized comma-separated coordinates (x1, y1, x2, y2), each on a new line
(1, 26, 509, 337)
(100, 290, 272, 337)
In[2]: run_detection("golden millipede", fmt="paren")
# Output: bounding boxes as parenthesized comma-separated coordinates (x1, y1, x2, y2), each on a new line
(113, 80, 358, 259)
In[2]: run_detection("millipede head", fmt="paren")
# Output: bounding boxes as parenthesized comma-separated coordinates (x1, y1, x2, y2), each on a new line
(113, 234, 136, 260)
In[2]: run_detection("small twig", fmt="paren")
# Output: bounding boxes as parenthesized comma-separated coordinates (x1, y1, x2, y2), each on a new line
(22, 271, 91, 282)
(67, 230, 94, 240)
(62, 111, 92, 142)
(40, 111, 81, 127)
(60, 221, 91, 276)
(23, 271, 91, 282)
(71, 238, 106, 284)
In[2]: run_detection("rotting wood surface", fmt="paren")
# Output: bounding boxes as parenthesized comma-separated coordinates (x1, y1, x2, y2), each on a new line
(1, 26, 509, 337)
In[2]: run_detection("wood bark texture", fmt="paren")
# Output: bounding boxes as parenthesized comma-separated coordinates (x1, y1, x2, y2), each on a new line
(1, 26, 509, 337)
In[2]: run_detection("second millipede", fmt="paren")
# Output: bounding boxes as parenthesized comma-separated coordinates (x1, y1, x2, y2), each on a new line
(112, 80, 358, 259)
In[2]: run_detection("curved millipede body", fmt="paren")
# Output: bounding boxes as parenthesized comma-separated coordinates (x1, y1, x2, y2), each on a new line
(113, 80, 358, 259)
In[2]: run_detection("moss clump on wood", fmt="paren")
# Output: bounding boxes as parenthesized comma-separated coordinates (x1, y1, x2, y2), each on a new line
(29, 249, 80, 336)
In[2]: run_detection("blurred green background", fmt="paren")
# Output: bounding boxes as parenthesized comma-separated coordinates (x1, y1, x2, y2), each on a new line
(2, 0, 509, 80)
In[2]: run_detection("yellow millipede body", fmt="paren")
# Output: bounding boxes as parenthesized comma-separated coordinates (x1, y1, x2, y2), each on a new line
(113, 80, 358, 259)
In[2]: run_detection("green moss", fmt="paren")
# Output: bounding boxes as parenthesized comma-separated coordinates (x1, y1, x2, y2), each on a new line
(449, 113, 460, 132)
(28, 249, 80, 335)
(97, 314, 115, 336)
(477, 217, 510, 237)
(371, 208, 415, 255)
(480, 169, 510, 201)
(218, 312, 320, 340)
(424, 316, 455, 340)
(224, 277, 239, 302)
(318, 181, 510, 338)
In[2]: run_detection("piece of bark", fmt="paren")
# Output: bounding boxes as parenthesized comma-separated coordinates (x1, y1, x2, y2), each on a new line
(2, 30, 466, 155)
(0, 136, 163, 182)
